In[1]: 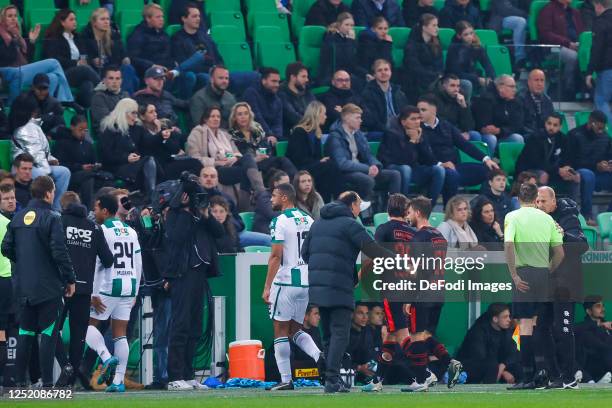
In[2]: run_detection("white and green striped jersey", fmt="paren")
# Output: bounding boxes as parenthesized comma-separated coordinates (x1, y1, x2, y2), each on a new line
(269, 208, 313, 287)
(93, 218, 142, 298)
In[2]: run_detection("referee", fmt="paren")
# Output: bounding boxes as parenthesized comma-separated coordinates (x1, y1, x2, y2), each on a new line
(504, 183, 564, 390)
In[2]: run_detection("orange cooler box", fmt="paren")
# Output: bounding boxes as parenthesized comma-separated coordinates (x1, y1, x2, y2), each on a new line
(228, 340, 266, 380)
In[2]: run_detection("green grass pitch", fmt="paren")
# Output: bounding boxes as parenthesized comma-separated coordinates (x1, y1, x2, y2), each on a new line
(3, 384, 612, 408)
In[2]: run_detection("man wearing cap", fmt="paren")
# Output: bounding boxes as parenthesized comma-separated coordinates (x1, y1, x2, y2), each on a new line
(27, 73, 65, 136)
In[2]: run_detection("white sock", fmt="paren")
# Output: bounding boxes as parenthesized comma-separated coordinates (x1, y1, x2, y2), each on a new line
(273, 337, 292, 383)
(112, 337, 128, 385)
(86, 325, 111, 362)
(292, 330, 321, 362)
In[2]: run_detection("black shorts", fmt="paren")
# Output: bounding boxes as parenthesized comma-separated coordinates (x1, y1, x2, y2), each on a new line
(382, 299, 409, 333)
(19, 297, 63, 334)
(411, 302, 443, 335)
(512, 266, 550, 319)
(0, 276, 12, 330)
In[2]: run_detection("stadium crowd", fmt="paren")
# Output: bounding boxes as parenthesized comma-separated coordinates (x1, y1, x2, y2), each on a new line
(0, 0, 611, 394)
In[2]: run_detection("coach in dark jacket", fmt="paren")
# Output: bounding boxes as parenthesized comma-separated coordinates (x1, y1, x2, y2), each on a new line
(305, 0, 351, 27)
(352, 0, 405, 27)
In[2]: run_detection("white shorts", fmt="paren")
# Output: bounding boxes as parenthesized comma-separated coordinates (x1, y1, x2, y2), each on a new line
(268, 285, 309, 322)
(90, 295, 135, 321)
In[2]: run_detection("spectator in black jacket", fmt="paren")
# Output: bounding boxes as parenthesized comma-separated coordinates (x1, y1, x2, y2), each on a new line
(28, 73, 65, 136)
(352, 0, 405, 27)
(209, 195, 240, 253)
(469, 196, 504, 249)
(445, 21, 495, 102)
(348, 303, 377, 383)
(318, 70, 364, 132)
(472, 75, 525, 155)
(585, 0, 612, 125)
(488, 0, 527, 65)
(479, 169, 514, 224)
(42, 9, 101, 108)
(439, 0, 482, 28)
(378, 105, 445, 203)
(403, 0, 439, 27)
(305, 0, 351, 27)
(189, 65, 237, 128)
(243, 67, 284, 141)
(565, 111, 612, 222)
(52, 115, 98, 209)
(575, 296, 612, 383)
(361, 59, 408, 136)
(403, 14, 444, 101)
(433, 74, 480, 142)
(356, 17, 393, 77)
(13, 153, 33, 208)
(456, 303, 519, 384)
(91, 65, 129, 134)
(518, 69, 555, 137)
(279, 62, 316, 137)
(417, 95, 498, 203)
(253, 170, 289, 234)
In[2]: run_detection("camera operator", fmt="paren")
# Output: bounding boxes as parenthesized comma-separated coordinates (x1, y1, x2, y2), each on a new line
(163, 172, 225, 391)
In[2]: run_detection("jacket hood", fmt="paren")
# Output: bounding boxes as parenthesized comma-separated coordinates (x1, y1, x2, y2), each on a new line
(552, 197, 579, 218)
(320, 201, 355, 220)
(62, 203, 88, 218)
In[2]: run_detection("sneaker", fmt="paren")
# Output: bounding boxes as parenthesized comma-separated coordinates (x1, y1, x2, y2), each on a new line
(574, 370, 583, 383)
(124, 377, 145, 390)
(105, 383, 125, 393)
(597, 372, 611, 384)
(167, 380, 193, 391)
(316, 354, 326, 385)
(401, 381, 428, 392)
(266, 381, 294, 391)
(507, 382, 536, 390)
(98, 356, 119, 385)
(55, 364, 74, 388)
(563, 379, 579, 389)
(546, 377, 564, 389)
(447, 359, 463, 389)
(533, 369, 549, 390)
(145, 381, 168, 390)
(425, 370, 438, 388)
(31, 379, 43, 389)
(184, 379, 209, 390)
(324, 381, 350, 393)
(361, 380, 382, 392)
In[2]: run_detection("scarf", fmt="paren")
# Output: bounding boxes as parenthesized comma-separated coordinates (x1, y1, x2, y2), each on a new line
(0, 22, 27, 66)
(446, 219, 479, 250)
(205, 126, 234, 161)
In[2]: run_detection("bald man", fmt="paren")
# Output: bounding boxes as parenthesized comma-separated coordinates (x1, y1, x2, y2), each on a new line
(519, 70, 555, 136)
(535, 186, 589, 389)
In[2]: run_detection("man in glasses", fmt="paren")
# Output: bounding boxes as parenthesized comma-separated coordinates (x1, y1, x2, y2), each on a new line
(318, 70, 364, 132)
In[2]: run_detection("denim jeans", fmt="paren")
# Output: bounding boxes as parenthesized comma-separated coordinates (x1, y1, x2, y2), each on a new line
(480, 133, 524, 155)
(0, 59, 74, 104)
(153, 295, 172, 384)
(577, 168, 612, 218)
(387, 164, 445, 204)
(120, 63, 140, 95)
(239, 230, 272, 247)
(442, 163, 488, 204)
(594, 69, 612, 125)
(468, 131, 497, 156)
(32, 165, 71, 211)
(560, 47, 578, 97)
(502, 16, 527, 61)
(460, 79, 473, 102)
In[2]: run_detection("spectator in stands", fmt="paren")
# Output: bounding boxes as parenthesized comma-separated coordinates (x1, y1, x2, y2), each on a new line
(417, 95, 498, 204)
(134, 66, 189, 129)
(51, 115, 97, 209)
(43, 9, 101, 108)
(209, 195, 240, 254)
(586, 0, 612, 125)
(27, 73, 65, 137)
(81, 7, 139, 94)
(243, 67, 284, 141)
(403, 13, 444, 101)
(305, 0, 351, 27)
(293, 170, 325, 220)
(187, 106, 265, 196)
(456, 303, 519, 384)
(479, 169, 513, 224)
(98, 98, 158, 199)
(348, 302, 377, 383)
(565, 110, 612, 223)
(352, 0, 405, 27)
(357, 17, 393, 78)
(12, 153, 33, 208)
(287, 101, 337, 198)
(169, 0, 205, 26)
(135, 103, 202, 181)
(91, 65, 129, 134)
(279, 62, 316, 137)
(469, 196, 505, 248)
(537, 0, 585, 99)
(433, 74, 480, 142)
(575, 296, 612, 383)
(318, 70, 364, 132)
(472, 75, 525, 155)
(0, 5, 76, 105)
(509, 170, 537, 208)
(0, 170, 14, 187)
(440, 0, 482, 28)
(361, 59, 408, 136)
(190, 65, 236, 128)
(327, 103, 401, 201)
(446, 21, 496, 102)
(403, 0, 439, 27)
(377, 105, 445, 203)
(438, 195, 482, 249)
(253, 170, 289, 234)
(518, 69, 555, 136)
(0, 183, 17, 218)
(488, 0, 528, 67)
(229, 102, 297, 180)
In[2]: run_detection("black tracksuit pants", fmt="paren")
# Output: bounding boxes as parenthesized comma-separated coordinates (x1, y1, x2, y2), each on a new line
(54, 294, 91, 370)
(318, 306, 353, 384)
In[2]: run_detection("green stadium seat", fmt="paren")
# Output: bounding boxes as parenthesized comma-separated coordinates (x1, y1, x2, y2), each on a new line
(217, 42, 254, 71)
(498, 143, 525, 177)
(276, 141, 289, 157)
(597, 212, 612, 241)
(244, 0, 277, 12)
(479, 0, 492, 11)
(459, 141, 489, 164)
(0, 0, 11, 7)
(475, 29, 499, 46)
(115, 0, 147, 11)
(249, 12, 290, 43)
(254, 26, 284, 60)
(583, 227, 598, 249)
(121, 23, 138, 44)
(116, 9, 143, 30)
(433, 0, 446, 10)
(69, 0, 100, 12)
(369, 141, 380, 156)
(0, 140, 11, 171)
(298, 25, 325, 78)
(558, 111, 569, 134)
(239, 212, 255, 231)
(574, 111, 591, 127)
(429, 212, 444, 227)
(244, 245, 271, 253)
(24, 0, 55, 20)
(292, 0, 317, 35)
(26, 9, 57, 31)
(439, 28, 455, 50)
(389, 27, 411, 68)
(209, 12, 247, 43)
(373, 212, 389, 228)
(127, 339, 140, 370)
(157, 0, 173, 16)
(578, 31, 592, 73)
(353, 26, 366, 38)
(205, 0, 241, 16)
(63, 107, 76, 127)
(74, 9, 93, 32)
(529, 1, 549, 42)
(486, 45, 513, 76)
(256, 42, 296, 79)
(211, 25, 246, 43)
(165, 24, 181, 37)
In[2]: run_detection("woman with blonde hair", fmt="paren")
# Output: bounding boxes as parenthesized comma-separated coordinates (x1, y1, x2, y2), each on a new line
(437, 195, 482, 250)
(99, 98, 158, 197)
(81, 7, 139, 93)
